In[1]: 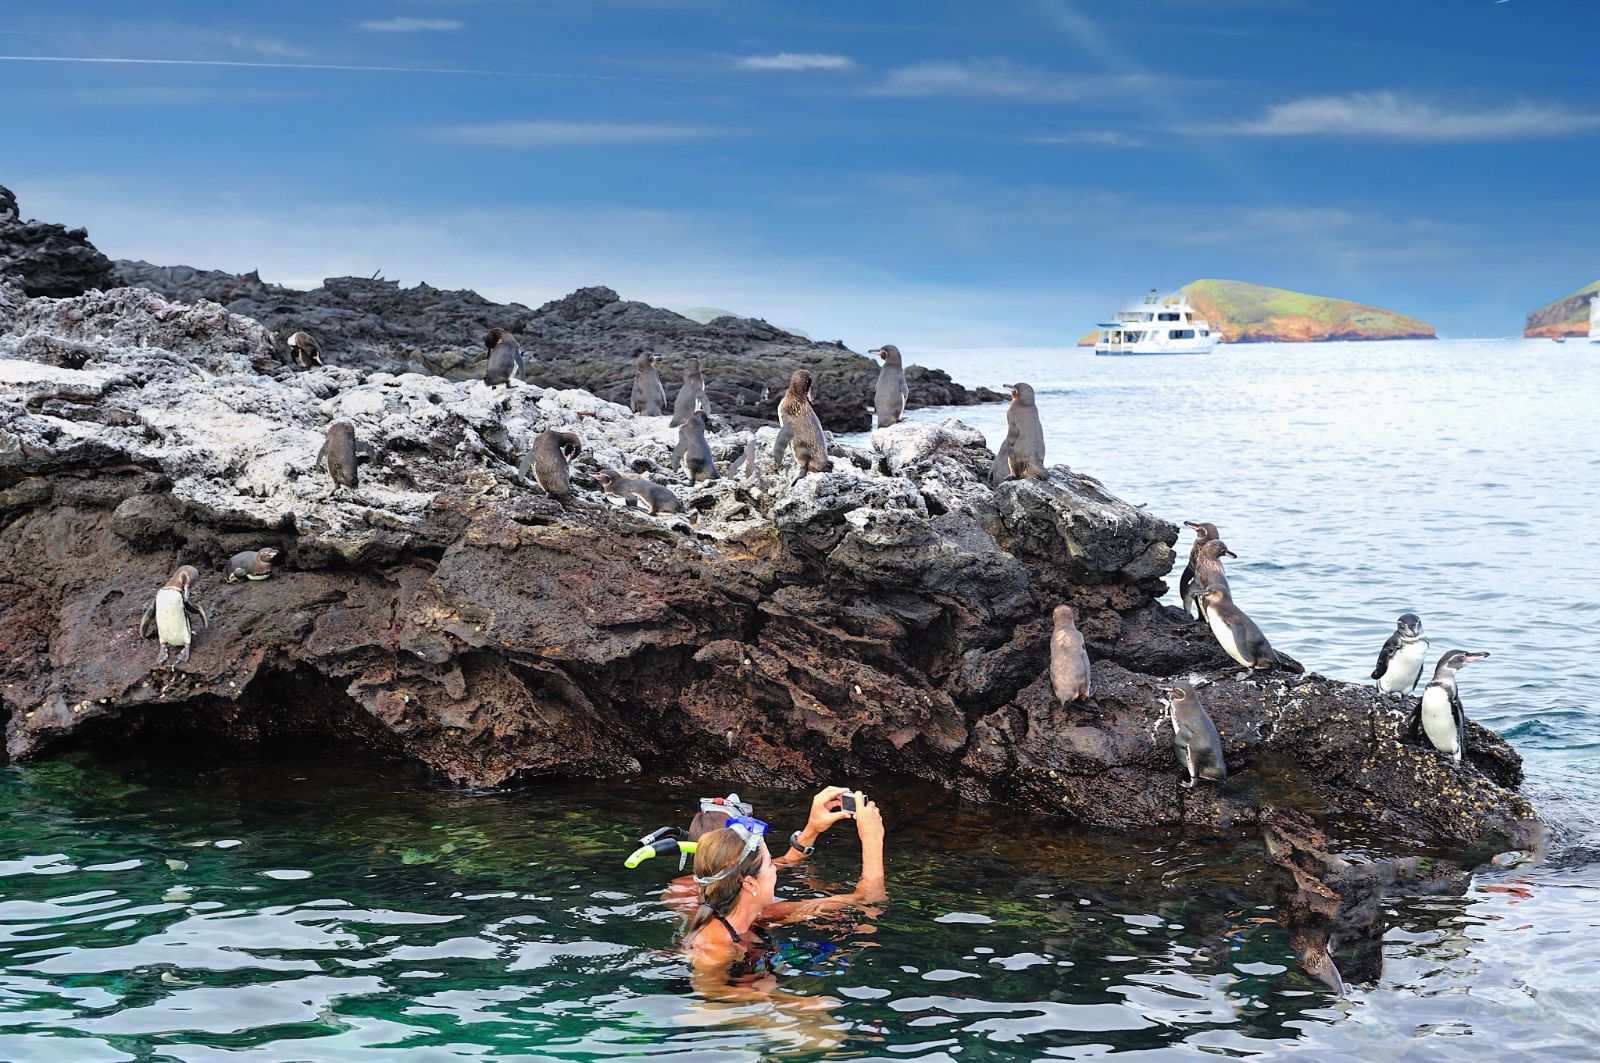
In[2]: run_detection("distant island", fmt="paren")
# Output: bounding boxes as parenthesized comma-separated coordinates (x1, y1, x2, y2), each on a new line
(1522, 279, 1599, 339)
(1078, 278, 1435, 345)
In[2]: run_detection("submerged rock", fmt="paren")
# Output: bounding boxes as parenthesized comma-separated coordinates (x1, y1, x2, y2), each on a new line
(0, 280, 1543, 991)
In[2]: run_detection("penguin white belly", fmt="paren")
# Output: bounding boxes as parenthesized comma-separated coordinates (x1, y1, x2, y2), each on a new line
(154, 587, 190, 648)
(1379, 641, 1426, 694)
(1420, 685, 1458, 756)
(1206, 610, 1250, 667)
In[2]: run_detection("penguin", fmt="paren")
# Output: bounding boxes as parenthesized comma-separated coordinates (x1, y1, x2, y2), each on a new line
(1179, 521, 1220, 620)
(776, 369, 829, 478)
(138, 564, 208, 667)
(1163, 680, 1226, 787)
(518, 430, 582, 501)
(989, 424, 1016, 489)
(737, 432, 765, 489)
(285, 331, 323, 369)
(1185, 539, 1236, 621)
(670, 410, 721, 484)
(1196, 584, 1281, 671)
(630, 352, 667, 415)
(1408, 649, 1490, 764)
(315, 421, 360, 491)
(1049, 604, 1093, 703)
(225, 547, 279, 583)
(483, 327, 524, 388)
(669, 356, 711, 427)
(868, 344, 909, 429)
(1003, 383, 1047, 480)
(1371, 613, 1428, 699)
(594, 468, 683, 515)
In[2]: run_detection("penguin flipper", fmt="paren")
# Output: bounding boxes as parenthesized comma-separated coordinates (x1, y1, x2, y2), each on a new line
(770, 426, 794, 463)
(138, 600, 156, 639)
(1371, 632, 1400, 681)
(314, 442, 328, 472)
(185, 600, 209, 629)
(1451, 686, 1467, 759)
(1404, 703, 1424, 746)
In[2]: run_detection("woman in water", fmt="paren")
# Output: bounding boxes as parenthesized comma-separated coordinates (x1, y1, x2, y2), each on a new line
(683, 791, 885, 985)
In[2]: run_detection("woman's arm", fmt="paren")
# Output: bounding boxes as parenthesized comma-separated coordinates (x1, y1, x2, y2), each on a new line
(761, 795, 886, 922)
(773, 786, 853, 867)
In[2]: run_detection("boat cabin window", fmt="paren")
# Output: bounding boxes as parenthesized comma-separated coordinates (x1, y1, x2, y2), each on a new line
(1158, 312, 1179, 321)
(1169, 329, 1195, 339)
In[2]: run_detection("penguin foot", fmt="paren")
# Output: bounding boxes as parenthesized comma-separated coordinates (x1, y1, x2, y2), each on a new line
(177, 646, 191, 665)
(155, 645, 169, 666)
(1181, 777, 1197, 789)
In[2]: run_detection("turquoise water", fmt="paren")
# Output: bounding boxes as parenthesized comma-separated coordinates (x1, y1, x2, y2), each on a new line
(3, 339, 1598, 1059)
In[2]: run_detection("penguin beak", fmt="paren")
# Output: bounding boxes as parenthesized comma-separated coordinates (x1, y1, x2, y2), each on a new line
(1222, 549, 1238, 559)
(1183, 521, 1202, 531)
(1463, 651, 1491, 662)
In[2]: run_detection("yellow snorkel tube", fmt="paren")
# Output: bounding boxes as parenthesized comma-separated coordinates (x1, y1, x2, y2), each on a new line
(624, 826, 697, 869)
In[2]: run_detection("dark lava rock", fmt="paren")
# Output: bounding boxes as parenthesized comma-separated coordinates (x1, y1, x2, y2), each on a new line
(0, 186, 118, 298)
(115, 264, 1004, 431)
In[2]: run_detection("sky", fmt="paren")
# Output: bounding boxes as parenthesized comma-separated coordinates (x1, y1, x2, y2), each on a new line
(3, 0, 1596, 347)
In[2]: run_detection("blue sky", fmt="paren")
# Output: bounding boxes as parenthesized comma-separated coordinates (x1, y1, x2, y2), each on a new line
(3, 0, 1596, 346)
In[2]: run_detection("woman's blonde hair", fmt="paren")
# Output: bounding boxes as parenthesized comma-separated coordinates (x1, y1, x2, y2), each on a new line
(685, 826, 763, 937)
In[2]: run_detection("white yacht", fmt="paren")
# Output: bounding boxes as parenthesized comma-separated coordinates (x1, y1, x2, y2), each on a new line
(1094, 290, 1219, 356)
(1590, 292, 1599, 342)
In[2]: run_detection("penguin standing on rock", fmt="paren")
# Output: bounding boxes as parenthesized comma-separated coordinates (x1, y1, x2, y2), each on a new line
(631, 352, 667, 415)
(1185, 539, 1235, 621)
(1049, 604, 1093, 703)
(1003, 383, 1048, 480)
(1196, 584, 1282, 671)
(518, 430, 582, 502)
(139, 565, 209, 667)
(1371, 613, 1428, 698)
(1409, 649, 1490, 764)
(1161, 680, 1227, 788)
(868, 344, 909, 429)
(774, 369, 830, 478)
(316, 422, 361, 493)
(670, 357, 711, 427)
(1179, 521, 1219, 619)
(483, 327, 524, 388)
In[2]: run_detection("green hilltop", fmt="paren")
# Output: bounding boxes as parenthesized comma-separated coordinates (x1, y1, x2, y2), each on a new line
(1523, 279, 1600, 339)
(1180, 279, 1435, 343)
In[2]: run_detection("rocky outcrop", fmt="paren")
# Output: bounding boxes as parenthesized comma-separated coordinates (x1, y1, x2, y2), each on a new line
(1522, 279, 1598, 339)
(0, 281, 1542, 989)
(0, 186, 118, 299)
(115, 263, 1002, 431)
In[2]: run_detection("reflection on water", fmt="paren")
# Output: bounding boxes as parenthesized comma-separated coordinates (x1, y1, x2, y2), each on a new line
(3, 339, 1598, 1059)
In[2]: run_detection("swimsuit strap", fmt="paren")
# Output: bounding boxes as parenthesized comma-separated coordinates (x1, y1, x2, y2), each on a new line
(710, 912, 780, 976)
(714, 912, 743, 946)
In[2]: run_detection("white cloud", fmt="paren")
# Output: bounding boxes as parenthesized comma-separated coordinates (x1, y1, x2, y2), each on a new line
(358, 18, 464, 33)
(1211, 92, 1600, 141)
(872, 59, 1163, 102)
(436, 121, 728, 147)
(733, 53, 854, 72)
(1025, 130, 1146, 148)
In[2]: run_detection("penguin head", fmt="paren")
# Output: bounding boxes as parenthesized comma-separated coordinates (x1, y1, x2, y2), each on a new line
(1164, 679, 1198, 709)
(1436, 649, 1490, 674)
(483, 327, 508, 353)
(1184, 520, 1219, 541)
(1397, 613, 1423, 637)
(684, 356, 700, 372)
(1197, 539, 1236, 561)
(594, 468, 619, 489)
(1052, 603, 1078, 626)
(169, 564, 200, 592)
(869, 344, 901, 363)
(787, 369, 814, 400)
(257, 547, 281, 564)
(1008, 382, 1036, 404)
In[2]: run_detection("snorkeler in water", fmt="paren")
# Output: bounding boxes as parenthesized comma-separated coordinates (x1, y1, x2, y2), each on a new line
(681, 793, 885, 984)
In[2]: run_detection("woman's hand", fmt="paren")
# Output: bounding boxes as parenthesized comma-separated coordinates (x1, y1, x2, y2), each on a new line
(799, 785, 854, 843)
(852, 794, 883, 845)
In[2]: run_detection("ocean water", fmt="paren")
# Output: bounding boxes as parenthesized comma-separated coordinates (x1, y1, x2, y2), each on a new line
(2, 339, 1598, 1060)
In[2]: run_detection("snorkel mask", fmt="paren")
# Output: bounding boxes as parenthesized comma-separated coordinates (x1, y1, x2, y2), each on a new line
(624, 826, 697, 870)
(692, 815, 770, 886)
